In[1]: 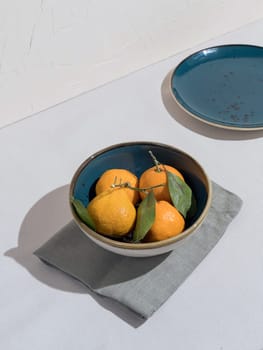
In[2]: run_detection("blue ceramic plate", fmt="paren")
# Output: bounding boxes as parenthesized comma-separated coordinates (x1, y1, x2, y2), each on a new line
(170, 44, 263, 130)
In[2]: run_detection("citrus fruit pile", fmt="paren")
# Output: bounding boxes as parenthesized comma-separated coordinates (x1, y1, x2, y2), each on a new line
(72, 151, 194, 243)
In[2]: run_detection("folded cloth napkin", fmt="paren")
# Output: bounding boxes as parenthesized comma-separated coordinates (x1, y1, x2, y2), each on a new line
(34, 182, 242, 319)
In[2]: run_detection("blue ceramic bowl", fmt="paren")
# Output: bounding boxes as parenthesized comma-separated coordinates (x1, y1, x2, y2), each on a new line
(69, 142, 212, 257)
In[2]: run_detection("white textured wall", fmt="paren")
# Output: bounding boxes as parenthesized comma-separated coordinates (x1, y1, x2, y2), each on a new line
(1, 0, 263, 128)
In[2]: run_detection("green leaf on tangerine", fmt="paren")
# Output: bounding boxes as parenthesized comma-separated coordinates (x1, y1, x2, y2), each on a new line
(71, 197, 95, 230)
(187, 192, 197, 219)
(167, 171, 192, 218)
(133, 191, 156, 242)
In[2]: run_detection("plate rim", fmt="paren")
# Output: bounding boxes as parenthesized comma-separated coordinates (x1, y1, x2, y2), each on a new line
(169, 43, 263, 131)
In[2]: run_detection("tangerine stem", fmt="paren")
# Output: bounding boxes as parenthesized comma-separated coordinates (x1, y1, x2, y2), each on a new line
(149, 150, 162, 172)
(111, 181, 165, 193)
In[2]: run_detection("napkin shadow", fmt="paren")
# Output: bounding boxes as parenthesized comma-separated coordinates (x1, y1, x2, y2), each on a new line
(161, 70, 263, 140)
(4, 185, 150, 327)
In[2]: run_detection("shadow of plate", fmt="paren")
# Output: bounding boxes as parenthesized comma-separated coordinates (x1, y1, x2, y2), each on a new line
(161, 70, 263, 140)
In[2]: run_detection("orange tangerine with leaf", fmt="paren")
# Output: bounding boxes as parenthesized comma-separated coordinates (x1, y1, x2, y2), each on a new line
(87, 188, 136, 237)
(95, 168, 139, 205)
(139, 163, 184, 202)
(139, 151, 184, 202)
(144, 200, 185, 242)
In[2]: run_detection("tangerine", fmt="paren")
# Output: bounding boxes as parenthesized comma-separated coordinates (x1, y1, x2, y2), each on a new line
(144, 200, 185, 242)
(87, 188, 136, 237)
(139, 164, 184, 202)
(95, 168, 139, 205)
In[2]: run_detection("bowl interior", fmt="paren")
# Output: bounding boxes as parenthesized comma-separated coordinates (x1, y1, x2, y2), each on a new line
(71, 142, 209, 234)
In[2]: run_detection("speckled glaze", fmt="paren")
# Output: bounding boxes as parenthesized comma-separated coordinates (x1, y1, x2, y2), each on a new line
(171, 44, 263, 130)
(69, 142, 212, 257)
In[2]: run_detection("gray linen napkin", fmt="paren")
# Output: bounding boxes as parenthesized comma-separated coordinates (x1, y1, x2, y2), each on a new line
(34, 182, 242, 319)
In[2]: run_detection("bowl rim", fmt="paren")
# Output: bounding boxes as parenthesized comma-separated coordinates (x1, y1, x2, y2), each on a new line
(69, 141, 212, 250)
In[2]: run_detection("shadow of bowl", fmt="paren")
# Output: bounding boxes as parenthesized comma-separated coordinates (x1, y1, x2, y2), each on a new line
(4, 185, 168, 327)
(161, 70, 263, 140)
(5, 184, 89, 293)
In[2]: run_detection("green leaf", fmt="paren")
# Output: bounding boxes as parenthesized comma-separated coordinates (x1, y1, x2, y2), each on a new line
(133, 191, 156, 242)
(187, 192, 197, 219)
(71, 197, 95, 230)
(167, 171, 192, 218)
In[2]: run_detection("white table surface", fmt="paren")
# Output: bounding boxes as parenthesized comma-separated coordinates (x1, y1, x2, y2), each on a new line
(1, 20, 263, 350)
(1, 0, 263, 129)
